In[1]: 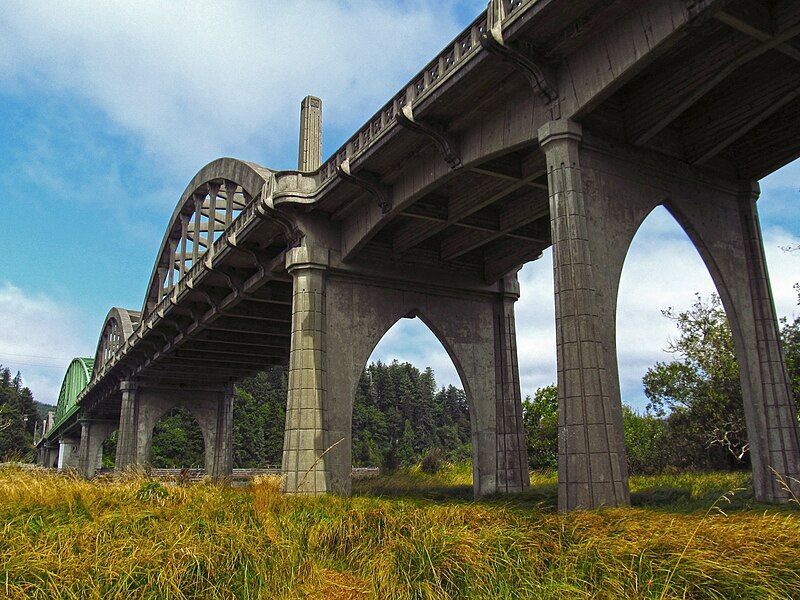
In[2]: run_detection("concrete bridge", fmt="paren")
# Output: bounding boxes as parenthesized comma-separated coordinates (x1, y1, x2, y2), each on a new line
(35, 0, 800, 510)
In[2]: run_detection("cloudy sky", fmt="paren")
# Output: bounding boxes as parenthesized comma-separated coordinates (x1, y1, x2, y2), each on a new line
(1, 1, 798, 410)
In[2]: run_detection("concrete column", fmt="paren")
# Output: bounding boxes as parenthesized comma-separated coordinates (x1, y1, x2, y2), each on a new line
(209, 384, 234, 480)
(282, 245, 330, 494)
(297, 96, 323, 171)
(493, 274, 530, 492)
(538, 120, 629, 510)
(738, 183, 800, 501)
(320, 272, 529, 498)
(57, 437, 80, 470)
(115, 380, 139, 469)
(77, 420, 116, 479)
(41, 443, 58, 468)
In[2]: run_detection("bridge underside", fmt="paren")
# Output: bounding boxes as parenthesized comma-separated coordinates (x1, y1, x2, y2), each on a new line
(38, 0, 800, 510)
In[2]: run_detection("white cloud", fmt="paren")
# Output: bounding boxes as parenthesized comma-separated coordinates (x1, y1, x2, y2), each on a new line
(0, 283, 95, 405)
(0, 0, 473, 176)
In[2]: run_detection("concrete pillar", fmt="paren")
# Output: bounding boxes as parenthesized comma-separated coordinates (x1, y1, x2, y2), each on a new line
(494, 274, 530, 492)
(318, 271, 529, 498)
(209, 384, 234, 480)
(282, 245, 330, 494)
(538, 120, 629, 511)
(298, 96, 322, 172)
(737, 183, 800, 501)
(77, 419, 116, 479)
(57, 437, 80, 470)
(114, 379, 233, 478)
(41, 443, 58, 468)
(115, 380, 139, 469)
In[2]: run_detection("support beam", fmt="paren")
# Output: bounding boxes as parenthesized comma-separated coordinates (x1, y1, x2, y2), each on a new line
(715, 3, 800, 62)
(282, 245, 330, 495)
(441, 192, 549, 261)
(393, 170, 543, 253)
(538, 120, 629, 511)
(633, 21, 800, 145)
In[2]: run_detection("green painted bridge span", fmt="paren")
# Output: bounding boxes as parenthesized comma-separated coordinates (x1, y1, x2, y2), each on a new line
(48, 357, 94, 437)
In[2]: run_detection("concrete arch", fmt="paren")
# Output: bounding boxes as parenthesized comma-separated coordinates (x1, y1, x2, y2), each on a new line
(577, 144, 800, 502)
(135, 390, 223, 473)
(320, 274, 527, 497)
(140, 158, 276, 319)
(92, 307, 141, 375)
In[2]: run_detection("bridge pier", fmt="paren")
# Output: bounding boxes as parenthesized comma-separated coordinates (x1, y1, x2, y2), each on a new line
(539, 120, 800, 508)
(76, 419, 116, 478)
(281, 244, 530, 497)
(57, 437, 81, 470)
(114, 381, 234, 479)
(37, 442, 58, 468)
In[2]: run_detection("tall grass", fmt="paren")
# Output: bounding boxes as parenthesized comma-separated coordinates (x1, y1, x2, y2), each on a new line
(1, 465, 798, 599)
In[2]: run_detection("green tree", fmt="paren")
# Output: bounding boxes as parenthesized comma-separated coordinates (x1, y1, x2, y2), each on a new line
(781, 315, 800, 403)
(643, 294, 747, 469)
(522, 385, 558, 469)
(622, 406, 667, 475)
(150, 407, 205, 468)
(0, 365, 38, 460)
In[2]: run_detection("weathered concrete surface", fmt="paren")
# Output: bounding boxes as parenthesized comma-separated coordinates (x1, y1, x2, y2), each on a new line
(77, 420, 116, 478)
(539, 120, 800, 507)
(57, 438, 80, 470)
(115, 382, 234, 478)
(281, 241, 530, 498)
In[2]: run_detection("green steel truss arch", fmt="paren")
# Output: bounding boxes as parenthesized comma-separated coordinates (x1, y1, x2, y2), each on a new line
(49, 357, 95, 436)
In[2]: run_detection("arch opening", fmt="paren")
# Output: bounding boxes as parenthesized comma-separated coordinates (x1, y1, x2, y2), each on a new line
(148, 407, 206, 469)
(351, 316, 474, 497)
(615, 204, 749, 475)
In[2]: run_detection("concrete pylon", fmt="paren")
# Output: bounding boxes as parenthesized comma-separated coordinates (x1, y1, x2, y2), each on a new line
(298, 96, 322, 172)
(282, 245, 330, 494)
(736, 183, 800, 501)
(280, 241, 530, 498)
(77, 419, 116, 478)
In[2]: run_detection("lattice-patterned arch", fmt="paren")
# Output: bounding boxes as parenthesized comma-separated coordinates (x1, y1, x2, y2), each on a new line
(93, 307, 141, 373)
(52, 357, 94, 431)
(140, 158, 278, 320)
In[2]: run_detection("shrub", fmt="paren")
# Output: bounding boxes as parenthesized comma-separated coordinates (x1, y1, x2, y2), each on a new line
(420, 448, 444, 474)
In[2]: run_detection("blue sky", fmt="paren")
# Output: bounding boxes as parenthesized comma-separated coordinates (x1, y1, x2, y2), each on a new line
(1, 1, 798, 410)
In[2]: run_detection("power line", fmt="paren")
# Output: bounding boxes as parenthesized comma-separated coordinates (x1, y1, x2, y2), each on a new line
(0, 351, 74, 361)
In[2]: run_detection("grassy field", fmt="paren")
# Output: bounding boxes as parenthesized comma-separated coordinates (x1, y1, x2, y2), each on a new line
(0, 464, 798, 599)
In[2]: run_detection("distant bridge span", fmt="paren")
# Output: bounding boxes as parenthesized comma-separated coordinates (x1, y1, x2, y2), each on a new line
(37, 0, 800, 509)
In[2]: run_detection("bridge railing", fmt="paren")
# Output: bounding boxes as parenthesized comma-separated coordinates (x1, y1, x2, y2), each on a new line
(316, 0, 535, 186)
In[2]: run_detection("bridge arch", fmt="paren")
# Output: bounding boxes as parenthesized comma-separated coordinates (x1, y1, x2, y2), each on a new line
(92, 307, 141, 375)
(319, 277, 524, 497)
(133, 387, 230, 474)
(140, 158, 279, 320)
(52, 357, 94, 431)
(577, 151, 800, 501)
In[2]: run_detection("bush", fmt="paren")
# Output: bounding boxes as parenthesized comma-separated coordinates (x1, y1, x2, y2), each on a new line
(420, 448, 444, 474)
(381, 445, 400, 473)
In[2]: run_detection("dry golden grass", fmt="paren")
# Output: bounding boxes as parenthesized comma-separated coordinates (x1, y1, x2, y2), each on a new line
(0, 465, 798, 599)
